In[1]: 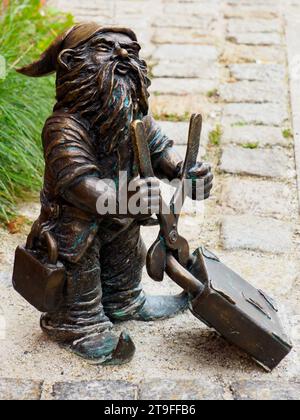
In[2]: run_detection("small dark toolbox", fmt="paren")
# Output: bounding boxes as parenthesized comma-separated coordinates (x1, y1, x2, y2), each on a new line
(12, 232, 66, 313)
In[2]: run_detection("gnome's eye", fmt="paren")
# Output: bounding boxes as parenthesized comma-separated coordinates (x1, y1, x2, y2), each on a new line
(97, 45, 111, 53)
(127, 47, 138, 56)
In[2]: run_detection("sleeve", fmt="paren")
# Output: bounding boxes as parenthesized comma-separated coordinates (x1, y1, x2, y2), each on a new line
(142, 115, 173, 156)
(42, 116, 101, 196)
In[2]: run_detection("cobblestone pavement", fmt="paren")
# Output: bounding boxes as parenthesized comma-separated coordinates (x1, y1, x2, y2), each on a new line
(0, 0, 300, 400)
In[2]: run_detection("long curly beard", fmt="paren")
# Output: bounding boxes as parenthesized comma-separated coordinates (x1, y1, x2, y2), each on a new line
(55, 49, 150, 154)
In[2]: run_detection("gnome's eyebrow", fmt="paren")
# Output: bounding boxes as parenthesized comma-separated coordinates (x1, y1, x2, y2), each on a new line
(120, 41, 141, 51)
(90, 37, 114, 47)
(90, 36, 141, 51)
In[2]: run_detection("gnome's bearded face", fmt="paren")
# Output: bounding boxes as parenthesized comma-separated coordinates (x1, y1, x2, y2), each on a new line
(18, 24, 151, 154)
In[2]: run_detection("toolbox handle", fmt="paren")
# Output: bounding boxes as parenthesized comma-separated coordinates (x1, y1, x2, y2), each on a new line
(26, 229, 59, 266)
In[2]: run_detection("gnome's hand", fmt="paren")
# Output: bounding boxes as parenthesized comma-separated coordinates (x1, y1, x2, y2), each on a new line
(186, 162, 213, 201)
(127, 177, 160, 217)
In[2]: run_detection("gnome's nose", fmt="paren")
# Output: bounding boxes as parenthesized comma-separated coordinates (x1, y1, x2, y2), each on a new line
(116, 47, 129, 60)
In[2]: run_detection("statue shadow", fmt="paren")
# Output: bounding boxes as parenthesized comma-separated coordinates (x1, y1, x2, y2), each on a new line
(166, 326, 262, 373)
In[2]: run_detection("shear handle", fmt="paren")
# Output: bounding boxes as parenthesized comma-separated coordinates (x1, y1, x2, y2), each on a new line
(166, 254, 204, 297)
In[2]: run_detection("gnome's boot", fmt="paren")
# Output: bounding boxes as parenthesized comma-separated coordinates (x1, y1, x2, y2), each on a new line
(70, 330, 135, 365)
(41, 313, 135, 365)
(130, 292, 189, 322)
(103, 291, 189, 323)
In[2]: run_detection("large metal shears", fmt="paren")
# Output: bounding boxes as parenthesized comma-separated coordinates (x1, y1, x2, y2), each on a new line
(131, 114, 203, 288)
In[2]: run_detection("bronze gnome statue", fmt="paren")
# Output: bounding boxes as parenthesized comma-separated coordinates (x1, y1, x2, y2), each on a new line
(13, 23, 213, 364)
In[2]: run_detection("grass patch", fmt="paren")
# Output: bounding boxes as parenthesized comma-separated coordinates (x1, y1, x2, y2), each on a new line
(206, 88, 219, 99)
(242, 142, 259, 149)
(209, 125, 223, 146)
(231, 121, 248, 127)
(0, 0, 73, 223)
(153, 112, 191, 122)
(282, 128, 293, 139)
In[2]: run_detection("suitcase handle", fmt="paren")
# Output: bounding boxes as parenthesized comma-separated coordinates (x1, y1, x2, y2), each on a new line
(26, 229, 59, 266)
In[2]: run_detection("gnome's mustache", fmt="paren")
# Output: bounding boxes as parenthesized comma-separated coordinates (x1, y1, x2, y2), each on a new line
(97, 58, 149, 114)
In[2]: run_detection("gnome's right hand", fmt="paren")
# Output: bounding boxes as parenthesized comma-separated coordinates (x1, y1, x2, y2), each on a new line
(126, 177, 160, 218)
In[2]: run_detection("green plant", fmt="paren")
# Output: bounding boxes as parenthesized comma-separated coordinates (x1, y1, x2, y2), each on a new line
(152, 112, 190, 122)
(242, 142, 259, 149)
(282, 128, 293, 139)
(231, 121, 247, 127)
(206, 88, 219, 99)
(0, 0, 73, 222)
(209, 125, 223, 146)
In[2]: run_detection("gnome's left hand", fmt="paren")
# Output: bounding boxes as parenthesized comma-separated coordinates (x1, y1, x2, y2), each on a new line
(186, 162, 213, 201)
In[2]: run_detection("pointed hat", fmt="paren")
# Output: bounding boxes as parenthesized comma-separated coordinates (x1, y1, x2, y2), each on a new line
(17, 22, 138, 77)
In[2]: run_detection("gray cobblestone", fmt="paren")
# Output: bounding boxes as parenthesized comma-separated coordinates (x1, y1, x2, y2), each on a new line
(139, 379, 225, 400)
(0, 378, 43, 400)
(152, 44, 218, 62)
(221, 215, 294, 253)
(223, 103, 288, 126)
(150, 78, 217, 96)
(220, 146, 292, 178)
(224, 6, 279, 20)
(219, 81, 286, 104)
(152, 28, 216, 45)
(153, 14, 217, 30)
(150, 95, 220, 119)
(158, 120, 211, 147)
(227, 32, 282, 46)
(229, 63, 285, 82)
(52, 380, 138, 400)
(231, 380, 300, 400)
(222, 125, 290, 147)
(227, 18, 282, 34)
(222, 44, 286, 64)
(222, 179, 295, 218)
(152, 61, 219, 79)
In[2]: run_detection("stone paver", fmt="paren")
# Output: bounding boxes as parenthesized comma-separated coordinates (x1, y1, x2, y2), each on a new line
(229, 63, 286, 82)
(219, 81, 286, 104)
(150, 78, 217, 96)
(0, 378, 43, 400)
(224, 5, 279, 20)
(153, 14, 217, 30)
(231, 380, 300, 401)
(52, 380, 138, 401)
(223, 103, 288, 126)
(152, 28, 216, 45)
(227, 33, 282, 46)
(221, 179, 295, 218)
(220, 146, 292, 179)
(150, 95, 219, 120)
(221, 215, 293, 253)
(152, 61, 219, 80)
(152, 45, 218, 62)
(221, 44, 286, 64)
(139, 379, 226, 400)
(158, 121, 211, 148)
(222, 125, 291, 148)
(227, 19, 282, 34)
